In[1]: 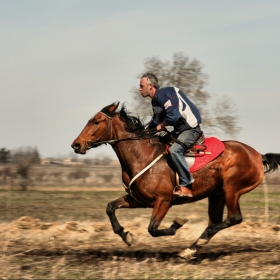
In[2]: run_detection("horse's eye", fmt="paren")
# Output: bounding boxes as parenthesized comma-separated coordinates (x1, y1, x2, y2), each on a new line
(94, 121, 99, 125)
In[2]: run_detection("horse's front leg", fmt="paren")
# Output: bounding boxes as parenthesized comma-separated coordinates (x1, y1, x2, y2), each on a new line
(148, 197, 187, 237)
(106, 194, 146, 246)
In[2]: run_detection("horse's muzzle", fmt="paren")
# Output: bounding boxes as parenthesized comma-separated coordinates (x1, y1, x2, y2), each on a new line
(71, 142, 86, 154)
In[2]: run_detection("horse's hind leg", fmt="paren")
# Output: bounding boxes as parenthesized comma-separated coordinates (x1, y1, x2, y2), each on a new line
(106, 194, 146, 246)
(178, 192, 241, 260)
(193, 193, 227, 248)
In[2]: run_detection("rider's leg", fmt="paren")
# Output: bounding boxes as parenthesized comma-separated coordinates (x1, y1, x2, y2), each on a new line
(169, 126, 201, 196)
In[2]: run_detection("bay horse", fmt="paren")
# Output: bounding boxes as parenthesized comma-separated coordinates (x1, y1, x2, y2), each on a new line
(71, 102, 280, 260)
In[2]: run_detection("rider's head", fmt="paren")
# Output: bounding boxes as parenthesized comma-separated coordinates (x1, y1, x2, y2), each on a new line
(139, 72, 158, 98)
(141, 73, 159, 88)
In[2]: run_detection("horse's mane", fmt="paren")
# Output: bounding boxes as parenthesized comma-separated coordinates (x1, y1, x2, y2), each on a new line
(101, 103, 145, 134)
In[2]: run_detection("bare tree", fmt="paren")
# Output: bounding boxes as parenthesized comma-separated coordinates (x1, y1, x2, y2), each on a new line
(131, 52, 240, 138)
(204, 95, 240, 137)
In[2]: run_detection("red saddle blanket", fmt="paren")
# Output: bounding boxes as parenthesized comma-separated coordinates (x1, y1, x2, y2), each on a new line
(188, 137, 225, 173)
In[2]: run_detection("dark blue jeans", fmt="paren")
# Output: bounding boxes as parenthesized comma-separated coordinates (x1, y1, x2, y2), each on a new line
(169, 126, 201, 186)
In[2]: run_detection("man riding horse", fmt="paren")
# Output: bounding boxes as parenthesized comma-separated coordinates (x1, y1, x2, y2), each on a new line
(139, 72, 202, 197)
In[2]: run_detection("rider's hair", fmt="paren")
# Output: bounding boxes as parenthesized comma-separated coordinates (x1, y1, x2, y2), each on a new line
(141, 72, 159, 88)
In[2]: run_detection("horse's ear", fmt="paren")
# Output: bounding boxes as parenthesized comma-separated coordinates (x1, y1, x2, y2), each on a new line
(108, 102, 119, 112)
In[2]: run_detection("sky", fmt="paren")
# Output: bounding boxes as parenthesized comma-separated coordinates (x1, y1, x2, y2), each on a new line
(1, 0, 280, 160)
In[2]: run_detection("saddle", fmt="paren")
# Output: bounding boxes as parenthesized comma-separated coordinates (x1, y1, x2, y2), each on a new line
(159, 130, 208, 156)
(170, 131, 225, 182)
(144, 128, 225, 178)
(184, 131, 207, 156)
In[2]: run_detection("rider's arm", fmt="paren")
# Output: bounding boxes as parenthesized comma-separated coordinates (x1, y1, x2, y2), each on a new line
(147, 120, 157, 129)
(158, 88, 182, 126)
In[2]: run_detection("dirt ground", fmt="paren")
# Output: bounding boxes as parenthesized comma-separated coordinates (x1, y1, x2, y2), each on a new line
(1, 215, 280, 279)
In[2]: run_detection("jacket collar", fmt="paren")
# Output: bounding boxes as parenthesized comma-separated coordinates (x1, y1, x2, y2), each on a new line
(153, 87, 160, 100)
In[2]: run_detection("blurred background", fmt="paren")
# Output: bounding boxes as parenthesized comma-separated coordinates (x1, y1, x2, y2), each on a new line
(1, 0, 280, 188)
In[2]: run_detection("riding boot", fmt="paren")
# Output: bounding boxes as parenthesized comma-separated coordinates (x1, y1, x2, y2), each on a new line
(173, 185, 193, 197)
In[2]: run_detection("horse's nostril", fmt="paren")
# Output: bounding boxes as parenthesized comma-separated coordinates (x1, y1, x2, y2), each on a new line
(72, 143, 81, 150)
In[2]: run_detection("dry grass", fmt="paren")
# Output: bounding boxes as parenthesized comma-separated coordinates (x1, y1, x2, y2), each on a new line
(1, 216, 280, 279)
(0, 185, 280, 279)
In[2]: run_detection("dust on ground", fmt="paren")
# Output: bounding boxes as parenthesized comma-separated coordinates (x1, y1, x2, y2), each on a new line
(1, 216, 280, 279)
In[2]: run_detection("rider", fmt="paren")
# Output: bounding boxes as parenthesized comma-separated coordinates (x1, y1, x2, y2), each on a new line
(139, 72, 202, 197)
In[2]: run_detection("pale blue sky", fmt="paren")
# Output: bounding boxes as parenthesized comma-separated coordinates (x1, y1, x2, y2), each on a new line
(1, 0, 280, 160)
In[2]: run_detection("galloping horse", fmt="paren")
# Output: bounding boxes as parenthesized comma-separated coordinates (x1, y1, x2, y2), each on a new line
(71, 102, 280, 260)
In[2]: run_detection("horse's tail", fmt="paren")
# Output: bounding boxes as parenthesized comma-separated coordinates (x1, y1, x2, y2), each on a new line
(262, 153, 280, 174)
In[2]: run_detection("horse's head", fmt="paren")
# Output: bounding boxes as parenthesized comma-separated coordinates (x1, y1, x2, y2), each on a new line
(71, 102, 119, 154)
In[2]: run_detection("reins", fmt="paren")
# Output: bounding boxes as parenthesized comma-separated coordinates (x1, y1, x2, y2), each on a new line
(85, 112, 158, 149)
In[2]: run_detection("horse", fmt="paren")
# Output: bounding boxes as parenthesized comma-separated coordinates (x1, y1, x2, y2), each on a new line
(71, 102, 280, 260)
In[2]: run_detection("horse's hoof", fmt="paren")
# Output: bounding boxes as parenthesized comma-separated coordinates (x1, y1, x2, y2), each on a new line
(177, 248, 197, 260)
(173, 218, 188, 227)
(123, 231, 133, 246)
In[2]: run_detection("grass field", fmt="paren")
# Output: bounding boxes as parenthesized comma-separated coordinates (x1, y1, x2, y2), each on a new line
(1, 182, 280, 224)
(0, 184, 280, 279)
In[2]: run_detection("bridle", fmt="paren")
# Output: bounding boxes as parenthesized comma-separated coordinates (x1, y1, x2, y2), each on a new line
(85, 112, 113, 149)
(85, 111, 158, 150)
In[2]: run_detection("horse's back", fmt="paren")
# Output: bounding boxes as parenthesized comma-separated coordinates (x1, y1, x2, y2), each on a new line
(223, 140, 260, 154)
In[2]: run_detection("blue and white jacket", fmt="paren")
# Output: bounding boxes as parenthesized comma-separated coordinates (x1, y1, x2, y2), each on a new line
(148, 87, 202, 135)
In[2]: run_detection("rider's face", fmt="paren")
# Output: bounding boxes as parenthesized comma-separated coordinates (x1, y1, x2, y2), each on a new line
(139, 78, 153, 98)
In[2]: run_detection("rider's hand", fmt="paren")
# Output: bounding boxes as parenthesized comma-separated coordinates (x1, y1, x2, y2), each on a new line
(156, 124, 164, 131)
(157, 122, 168, 131)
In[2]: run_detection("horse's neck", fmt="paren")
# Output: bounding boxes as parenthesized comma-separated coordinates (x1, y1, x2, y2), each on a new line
(109, 118, 164, 176)
(112, 138, 154, 163)
(112, 134, 163, 175)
